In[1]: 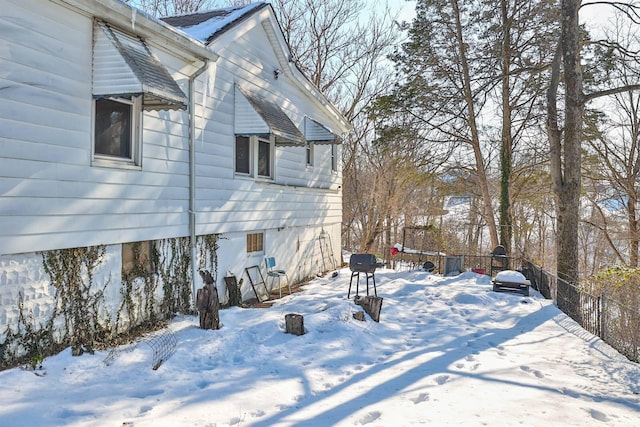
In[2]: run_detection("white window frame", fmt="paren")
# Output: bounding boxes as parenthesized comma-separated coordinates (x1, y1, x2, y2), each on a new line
(92, 96, 142, 169)
(234, 135, 275, 180)
(306, 143, 314, 167)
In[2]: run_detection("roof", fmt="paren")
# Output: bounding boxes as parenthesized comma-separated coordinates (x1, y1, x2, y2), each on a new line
(161, 1, 352, 134)
(161, 3, 268, 45)
(55, 0, 216, 62)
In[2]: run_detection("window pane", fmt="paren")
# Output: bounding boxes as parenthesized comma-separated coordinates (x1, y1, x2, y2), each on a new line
(235, 136, 251, 174)
(95, 99, 132, 158)
(258, 139, 270, 177)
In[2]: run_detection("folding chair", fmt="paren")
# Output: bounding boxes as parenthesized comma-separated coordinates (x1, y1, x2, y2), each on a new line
(265, 257, 291, 298)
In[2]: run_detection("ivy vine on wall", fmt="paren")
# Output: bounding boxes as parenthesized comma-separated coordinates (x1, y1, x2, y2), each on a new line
(1, 234, 220, 370)
(41, 246, 110, 356)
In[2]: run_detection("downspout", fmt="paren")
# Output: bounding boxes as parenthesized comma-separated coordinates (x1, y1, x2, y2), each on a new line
(189, 59, 209, 309)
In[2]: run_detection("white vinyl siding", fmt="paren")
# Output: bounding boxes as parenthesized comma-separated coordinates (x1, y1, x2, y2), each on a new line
(0, 0, 191, 255)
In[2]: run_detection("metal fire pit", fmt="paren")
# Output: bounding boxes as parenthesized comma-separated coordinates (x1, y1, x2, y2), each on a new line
(347, 254, 383, 298)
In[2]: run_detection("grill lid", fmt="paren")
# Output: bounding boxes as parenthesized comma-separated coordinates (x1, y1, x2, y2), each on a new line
(349, 254, 379, 273)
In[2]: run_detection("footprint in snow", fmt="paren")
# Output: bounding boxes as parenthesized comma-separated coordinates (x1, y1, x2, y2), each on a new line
(587, 408, 609, 422)
(410, 392, 430, 404)
(520, 365, 545, 378)
(435, 375, 449, 385)
(357, 411, 381, 424)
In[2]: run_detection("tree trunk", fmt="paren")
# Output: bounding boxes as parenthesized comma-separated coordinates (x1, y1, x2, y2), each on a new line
(548, 2, 583, 284)
(557, 0, 584, 283)
(499, 0, 513, 253)
(451, 0, 499, 250)
(628, 192, 638, 267)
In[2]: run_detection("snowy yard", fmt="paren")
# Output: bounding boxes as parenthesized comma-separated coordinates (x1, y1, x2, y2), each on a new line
(1, 269, 638, 426)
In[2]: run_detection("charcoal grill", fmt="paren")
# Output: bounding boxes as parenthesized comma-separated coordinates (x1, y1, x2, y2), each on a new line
(347, 254, 383, 298)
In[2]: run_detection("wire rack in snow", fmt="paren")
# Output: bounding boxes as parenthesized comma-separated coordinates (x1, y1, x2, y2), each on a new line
(103, 329, 177, 370)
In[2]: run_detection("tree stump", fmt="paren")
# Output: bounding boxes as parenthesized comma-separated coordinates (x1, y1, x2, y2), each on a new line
(197, 270, 221, 330)
(224, 274, 241, 307)
(285, 313, 304, 335)
(354, 296, 383, 322)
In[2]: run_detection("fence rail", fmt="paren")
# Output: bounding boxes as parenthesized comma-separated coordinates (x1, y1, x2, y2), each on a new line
(522, 261, 639, 363)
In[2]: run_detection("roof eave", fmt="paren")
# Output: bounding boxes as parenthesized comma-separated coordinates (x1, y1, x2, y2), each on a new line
(50, 0, 218, 63)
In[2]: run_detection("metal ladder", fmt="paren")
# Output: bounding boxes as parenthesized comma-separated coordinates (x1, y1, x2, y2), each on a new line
(318, 230, 337, 273)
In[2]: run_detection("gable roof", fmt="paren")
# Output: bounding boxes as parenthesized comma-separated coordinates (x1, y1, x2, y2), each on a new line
(55, 0, 216, 62)
(162, 2, 351, 135)
(161, 3, 268, 45)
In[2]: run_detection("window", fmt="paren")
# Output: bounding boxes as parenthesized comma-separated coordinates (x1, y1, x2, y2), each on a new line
(235, 136, 251, 174)
(257, 138, 271, 177)
(235, 135, 274, 179)
(94, 97, 141, 166)
(306, 143, 314, 167)
(122, 240, 156, 280)
(331, 144, 338, 171)
(246, 232, 264, 253)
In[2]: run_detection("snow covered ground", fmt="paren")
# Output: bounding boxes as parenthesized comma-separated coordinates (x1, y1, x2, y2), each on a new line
(1, 269, 638, 426)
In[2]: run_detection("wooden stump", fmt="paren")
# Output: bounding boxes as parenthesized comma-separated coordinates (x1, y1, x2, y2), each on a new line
(285, 313, 304, 335)
(354, 296, 383, 322)
(224, 275, 241, 307)
(197, 270, 221, 330)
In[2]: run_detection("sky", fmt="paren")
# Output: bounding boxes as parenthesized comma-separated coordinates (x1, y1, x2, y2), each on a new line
(1, 265, 638, 426)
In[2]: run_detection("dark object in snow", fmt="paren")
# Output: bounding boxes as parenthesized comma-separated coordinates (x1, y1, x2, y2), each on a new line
(285, 313, 304, 335)
(490, 245, 510, 276)
(197, 270, 221, 330)
(353, 311, 366, 321)
(223, 274, 241, 307)
(423, 261, 435, 272)
(354, 295, 383, 322)
(492, 270, 530, 297)
(348, 254, 384, 298)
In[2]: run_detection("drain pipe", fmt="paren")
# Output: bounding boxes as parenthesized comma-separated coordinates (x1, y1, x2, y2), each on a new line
(188, 58, 210, 309)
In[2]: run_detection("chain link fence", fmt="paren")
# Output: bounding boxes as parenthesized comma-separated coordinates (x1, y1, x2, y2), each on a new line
(523, 261, 639, 363)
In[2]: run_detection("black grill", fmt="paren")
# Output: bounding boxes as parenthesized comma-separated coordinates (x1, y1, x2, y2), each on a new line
(349, 253, 378, 273)
(348, 254, 383, 298)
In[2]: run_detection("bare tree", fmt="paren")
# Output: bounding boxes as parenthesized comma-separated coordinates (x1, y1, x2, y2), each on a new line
(547, 0, 640, 283)
(582, 15, 640, 267)
(270, 0, 411, 253)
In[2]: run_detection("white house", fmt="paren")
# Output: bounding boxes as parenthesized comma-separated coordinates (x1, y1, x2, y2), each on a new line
(0, 0, 350, 357)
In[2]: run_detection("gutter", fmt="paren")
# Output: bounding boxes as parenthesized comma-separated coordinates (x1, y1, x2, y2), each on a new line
(52, 0, 217, 62)
(188, 59, 211, 309)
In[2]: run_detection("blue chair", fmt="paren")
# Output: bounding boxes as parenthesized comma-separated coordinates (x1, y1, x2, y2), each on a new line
(265, 257, 290, 298)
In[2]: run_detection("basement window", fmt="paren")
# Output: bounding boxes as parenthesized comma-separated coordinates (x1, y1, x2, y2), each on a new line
(246, 232, 264, 253)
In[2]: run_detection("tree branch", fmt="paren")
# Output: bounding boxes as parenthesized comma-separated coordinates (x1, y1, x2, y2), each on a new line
(585, 84, 640, 102)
